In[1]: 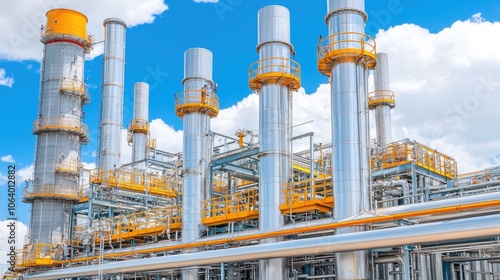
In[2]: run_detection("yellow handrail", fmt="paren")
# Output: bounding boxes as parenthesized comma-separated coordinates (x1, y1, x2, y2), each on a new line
(175, 89, 220, 118)
(129, 118, 149, 134)
(368, 90, 395, 108)
(281, 178, 334, 214)
(32, 117, 88, 139)
(23, 184, 83, 202)
(249, 57, 301, 90)
(202, 189, 259, 225)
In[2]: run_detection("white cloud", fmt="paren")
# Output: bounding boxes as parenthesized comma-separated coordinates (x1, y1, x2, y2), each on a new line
(1, 155, 15, 163)
(194, 0, 219, 2)
(16, 165, 34, 186)
(0, 69, 14, 88)
(375, 15, 500, 172)
(0, 0, 168, 61)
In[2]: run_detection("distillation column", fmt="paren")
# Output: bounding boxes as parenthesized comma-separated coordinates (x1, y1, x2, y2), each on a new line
(318, 0, 377, 278)
(249, 5, 301, 279)
(130, 82, 150, 169)
(175, 48, 219, 279)
(28, 9, 92, 244)
(370, 53, 395, 146)
(98, 18, 126, 172)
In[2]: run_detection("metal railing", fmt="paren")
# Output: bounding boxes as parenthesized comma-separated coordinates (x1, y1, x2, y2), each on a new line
(32, 117, 89, 140)
(23, 184, 83, 202)
(318, 32, 377, 75)
(129, 119, 149, 134)
(55, 160, 80, 175)
(41, 26, 93, 47)
(368, 90, 396, 108)
(18, 243, 63, 267)
(175, 89, 220, 118)
(148, 139, 157, 150)
(90, 168, 178, 197)
(202, 189, 259, 226)
(60, 78, 89, 102)
(280, 178, 334, 214)
(248, 57, 301, 90)
(371, 139, 458, 179)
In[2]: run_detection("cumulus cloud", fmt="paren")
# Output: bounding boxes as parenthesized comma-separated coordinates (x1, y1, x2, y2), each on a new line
(0, 0, 168, 61)
(374, 14, 500, 172)
(16, 165, 34, 186)
(0, 69, 14, 88)
(1, 155, 15, 163)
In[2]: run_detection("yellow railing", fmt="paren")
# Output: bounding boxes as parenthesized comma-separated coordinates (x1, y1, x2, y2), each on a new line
(60, 78, 89, 101)
(23, 184, 83, 202)
(368, 90, 395, 108)
(249, 57, 301, 91)
(148, 139, 157, 150)
(73, 205, 182, 243)
(213, 180, 228, 193)
(175, 89, 220, 118)
(318, 32, 377, 75)
(41, 25, 93, 47)
(202, 189, 259, 226)
(371, 140, 457, 179)
(129, 119, 149, 134)
(18, 244, 63, 267)
(280, 179, 334, 214)
(32, 117, 89, 142)
(90, 168, 178, 197)
(55, 160, 80, 175)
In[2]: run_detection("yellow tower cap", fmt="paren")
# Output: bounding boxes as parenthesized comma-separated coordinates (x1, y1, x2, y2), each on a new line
(45, 9, 89, 42)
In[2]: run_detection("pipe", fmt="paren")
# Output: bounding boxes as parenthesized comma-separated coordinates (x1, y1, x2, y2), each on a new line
(99, 18, 127, 172)
(256, 6, 293, 279)
(131, 82, 150, 170)
(24, 214, 500, 280)
(373, 53, 394, 146)
(326, 0, 370, 278)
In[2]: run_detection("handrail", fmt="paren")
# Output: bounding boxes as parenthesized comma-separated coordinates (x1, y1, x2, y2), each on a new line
(23, 184, 83, 202)
(202, 189, 259, 225)
(281, 178, 334, 213)
(60, 78, 89, 101)
(249, 57, 301, 90)
(32, 117, 88, 139)
(175, 89, 220, 118)
(55, 160, 80, 175)
(368, 90, 395, 108)
(129, 119, 149, 134)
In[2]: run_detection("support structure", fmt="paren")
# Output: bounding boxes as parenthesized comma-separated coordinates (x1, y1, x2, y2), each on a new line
(99, 18, 127, 172)
(249, 5, 301, 279)
(370, 53, 395, 147)
(176, 48, 219, 279)
(318, 0, 376, 278)
(27, 8, 92, 245)
(130, 82, 150, 169)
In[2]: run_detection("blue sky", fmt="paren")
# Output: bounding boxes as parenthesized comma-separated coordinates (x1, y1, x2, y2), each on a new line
(1, 0, 500, 225)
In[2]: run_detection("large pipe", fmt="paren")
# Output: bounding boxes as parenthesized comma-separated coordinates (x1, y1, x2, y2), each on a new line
(326, 0, 371, 278)
(373, 53, 394, 146)
(180, 48, 216, 279)
(131, 82, 150, 169)
(98, 18, 126, 172)
(257, 6, 293, 279)
(24, 214, 500, 280)
(29, 9, 91, 244)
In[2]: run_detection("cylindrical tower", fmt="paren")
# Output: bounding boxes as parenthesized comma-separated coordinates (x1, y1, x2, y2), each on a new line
(176, 48, 219, 280)
(27, 9, 92, 244)
(249, 5, 301, 279)
(370, 53, 395, 147)
(98, 18, 126, 172)
(130, 82, 150, 169)
(318, 0, 377, 278)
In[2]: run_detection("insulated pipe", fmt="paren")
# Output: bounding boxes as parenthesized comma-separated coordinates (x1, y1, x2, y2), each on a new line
(373, 53, 393, 146)
(181, 48, 214, 280)
(99, 18, 126, 172)
(257, 6, 292, 279)
(24, 214, 500, 280)
(131, 82, 149, 169)
(326, 0, 370, 278)
(30, 9, 91, 244)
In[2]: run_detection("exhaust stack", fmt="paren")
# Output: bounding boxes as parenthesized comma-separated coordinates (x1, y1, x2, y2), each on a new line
(249, 5, 301, 279)
(370, 53, 395, 147)
(318, 0, 377, 278)
(176, 48, 219, 279)
(28, 9, 92, 244)
(130, 82, 150, 169)
(98, 18, 126, 172)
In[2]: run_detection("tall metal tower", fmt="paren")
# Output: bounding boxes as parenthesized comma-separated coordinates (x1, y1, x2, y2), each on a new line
(27, 9, 92, 245)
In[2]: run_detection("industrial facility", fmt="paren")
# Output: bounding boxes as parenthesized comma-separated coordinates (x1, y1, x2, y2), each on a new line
(6, 0, 500, 279)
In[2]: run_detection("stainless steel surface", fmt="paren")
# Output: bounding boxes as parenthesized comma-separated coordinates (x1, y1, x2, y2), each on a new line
(182, 48, 214, 280)
(99, 18, 126, 171)
(327, 0, 370, 278)
(25, 214, 500, 280)
(374, 53, 393, 146)
(31, 16, 87, 244)
(132, 82, 149, 169)
(257, 5, 293, 279)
